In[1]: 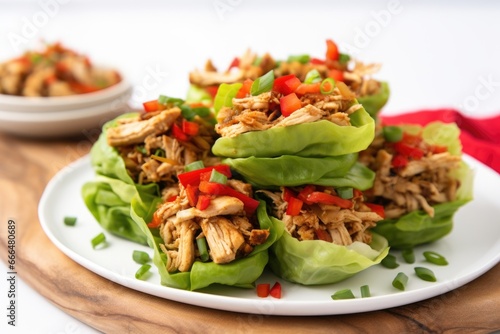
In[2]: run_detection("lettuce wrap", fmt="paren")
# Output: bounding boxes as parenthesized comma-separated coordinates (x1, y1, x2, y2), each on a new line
(357, 81, 390, 119)
(212, 108, 375, 158)
(130, 197, 284, 290)
(363, 121, 474, 249)
(268, 230, 389, 285)
(82, 113, 160, 244)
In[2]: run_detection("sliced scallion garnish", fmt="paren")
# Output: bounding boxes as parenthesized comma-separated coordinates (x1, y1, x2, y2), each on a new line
(402, 248, 415, 264)
(320, 78, 336, 95)
(91, 232, 106, 249)
(64, 216, 77, 226)
(381, 254, 399, 269)
(250, 70, 274, 96)
(209, 169, 228, 184)
(360, 285, 371, 298)
(414, 267, 437, 282)
(196, 237, 210, 262)
(423, 251, 448, 266)
(331, 289, 355, 300)
(214, 82, 242, 114)
(132, 250, 151, 265)
(339, 53, 351, 65)
(185, 161, 205, 172)
(392, 272, 408, 291)
(382, 126, 403, 143)
(287, 54, 310, 64)
(158, 95, 184, 106)
(304, 69, 322, 84)
(135, 264, 151, 280)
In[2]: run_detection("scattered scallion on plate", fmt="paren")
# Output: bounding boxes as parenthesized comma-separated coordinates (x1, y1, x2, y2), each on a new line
(414, 267, 437, 282)
(360, 285, 371, 298)
(402, 248, 415, 264)
(423, 251, 448, 266)
(331, 289, 355, 300)
(91, 232, 106, 249)
(392, 272, 409, 291)
(135, 264, 151, 280)
(63, 216, 77, 226)
(381, 254, 399, 269)
(132, 250, 151, 265)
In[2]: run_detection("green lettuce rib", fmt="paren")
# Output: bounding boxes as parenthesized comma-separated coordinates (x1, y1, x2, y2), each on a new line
(130, 198, 284, 290)
(212, 106, 375, 158)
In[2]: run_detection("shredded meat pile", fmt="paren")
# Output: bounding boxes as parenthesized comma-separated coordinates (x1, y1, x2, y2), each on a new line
(259, 187, 382, 246)
(215, 86, 363, 138)
(156, 180, 270, 272)
(189, 48, 381, 98)
(359, 130, 461, 219)
(106, 108, 220, 199)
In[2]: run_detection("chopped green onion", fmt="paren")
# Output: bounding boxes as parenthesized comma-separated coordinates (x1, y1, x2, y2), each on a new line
(336, 187, 353, 199)
(382, 126, 403, 143)
(392, 272, 409, 291)
(251, 70, 274, 96)
(196, 237, 210, 262)
(135, 145, 147, 155)
(209, 169, 228, 184)
(135, 264, 151, 280)
(320, 78, 336, 95)
(158, 95, 184, 106)
(185, 161, 205, 172)
(191, 106, 211, 118)
(64, 216, 77, 226)
(423, 251, 448, 266)
(360, 285, 371, 298)
(339, 53, 351, 65)
(304, 69, 322, 84)
(179, 105, 197, 120)
(402, 248, 415, 264)
(154, 148, 165, 158)
(91, 233, 106, 249)
(331, 289, 355, 300)
(414, 267, 437, 282)
(381, 254, 399, 269)
(213, 83, 242, 114)
(287, 54, 310, 64)
(132, 250, 151, 265)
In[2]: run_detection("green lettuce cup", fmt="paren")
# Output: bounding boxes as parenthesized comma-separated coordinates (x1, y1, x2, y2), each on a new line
(268, 229, 389, 285)
(357, 81, 390, 119)
(212, 107, 375, 158)
(130, 197, 284, 290)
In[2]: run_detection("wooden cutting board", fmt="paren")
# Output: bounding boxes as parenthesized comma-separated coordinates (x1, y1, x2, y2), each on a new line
(1, 132, 499, 333)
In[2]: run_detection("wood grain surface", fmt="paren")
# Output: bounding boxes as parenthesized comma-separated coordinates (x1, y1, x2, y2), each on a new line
(1, 131, 499, 334)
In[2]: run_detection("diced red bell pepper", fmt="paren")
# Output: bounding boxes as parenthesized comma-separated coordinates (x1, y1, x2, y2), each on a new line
(297, 185, 316, 205)
(280, 93, 302, 117)
(182, 119, 199, 136)
(196, 194, 212, 210)
(236, 78, 253, 98)
(306, 192, 353, 209)
(227, 57, 240, 71)
(178, 165, 232, 187)
(401, 132, 422, 146)
(430, 145, 448, 154)
(270, 282, 282, 299)
(326, 39, 340, 61)
(328, 69, 344, 82)
(391, 154, 408, 168)
(310, 57, 325, 65)
(199, 181, 226, 195)
(172, 123, 189, 141)
(205, 85, 219, 99)
(199, 181, 259, 215)
(394, 142, 424, 160)
(147, 210, 162, 228)
(286, 196, 303, 216)
(68, 82, 100, 94)
(315, 228, 333, 242)
(256, 283, 270, 298)
(273, 74, 301, 95)
(294, 82, 321, 96)
(365, 203, 385, 219)
(166, 195, 178, 202)
(185, 184, 199, 207)
(143, 99, 159, 112)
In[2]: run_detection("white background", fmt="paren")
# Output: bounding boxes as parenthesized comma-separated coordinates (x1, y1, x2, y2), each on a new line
(1, 1, 499, 333)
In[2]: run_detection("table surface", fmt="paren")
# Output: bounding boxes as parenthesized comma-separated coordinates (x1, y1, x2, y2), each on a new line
(1, 1, 500, 333)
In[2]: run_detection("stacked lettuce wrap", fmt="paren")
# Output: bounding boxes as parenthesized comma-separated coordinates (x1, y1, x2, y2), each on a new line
(358, 122, 473, 249)
(210, 70, 390, 285)
(188, 38, 389, 119)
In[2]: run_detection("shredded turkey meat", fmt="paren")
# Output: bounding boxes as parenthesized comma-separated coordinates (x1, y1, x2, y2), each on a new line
(359, 127, 462, 219)
(258, 187, 382, 246)
(215, 87, 361, 138)
(157, 182, 270, 272)
(105, 107, 220, 198)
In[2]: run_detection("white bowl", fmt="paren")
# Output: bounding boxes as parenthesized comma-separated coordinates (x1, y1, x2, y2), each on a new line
(0, 78, 133, 137)
(0, 79, 132, 113)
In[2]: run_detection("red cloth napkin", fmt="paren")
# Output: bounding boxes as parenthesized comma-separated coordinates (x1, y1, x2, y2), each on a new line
(380, 109, 500, 174)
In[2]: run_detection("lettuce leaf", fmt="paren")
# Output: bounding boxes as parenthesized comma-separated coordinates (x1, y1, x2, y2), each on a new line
(268, 228, 389, 285)
(212, 106, 375, 158)
(372, 162, 473, 249)
(357, 81, 390, 119)
(221, 154, 358, 187)
(82, 113, 160, 244)
(130, 198, 284, 290)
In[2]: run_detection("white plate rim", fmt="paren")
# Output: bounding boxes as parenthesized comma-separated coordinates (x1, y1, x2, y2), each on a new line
(38, 154, 500, 316)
